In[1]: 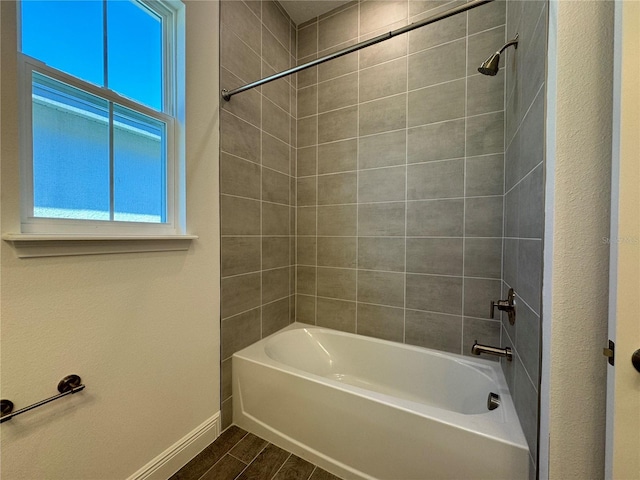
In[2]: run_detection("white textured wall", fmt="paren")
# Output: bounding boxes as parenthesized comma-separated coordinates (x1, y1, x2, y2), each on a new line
(0, 1, 221, 478)
(542, 1, 614, 478)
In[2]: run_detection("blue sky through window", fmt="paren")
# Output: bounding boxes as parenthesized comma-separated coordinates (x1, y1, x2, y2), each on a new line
(22, 0, 162, 111)
(21, 1, 104, 86)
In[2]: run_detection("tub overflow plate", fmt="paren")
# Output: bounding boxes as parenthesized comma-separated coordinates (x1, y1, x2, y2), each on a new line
(487, 392, 501, 411)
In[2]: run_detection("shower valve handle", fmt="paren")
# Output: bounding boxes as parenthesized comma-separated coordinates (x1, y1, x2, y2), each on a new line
(490, 288, 516, 325)
(490, 299, 510, 315)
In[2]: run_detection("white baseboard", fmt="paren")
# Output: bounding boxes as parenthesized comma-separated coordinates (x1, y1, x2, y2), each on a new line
(127, 412, 221, 480)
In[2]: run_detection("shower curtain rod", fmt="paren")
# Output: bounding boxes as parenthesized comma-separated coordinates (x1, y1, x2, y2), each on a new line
(221, 0, 494, 101)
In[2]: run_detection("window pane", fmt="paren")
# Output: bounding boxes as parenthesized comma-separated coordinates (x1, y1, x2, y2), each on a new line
(108, 1, 163, 111)
(113, 104, 166, 223)
(32, 72, 110, 220)
(21, 1, 104, 87)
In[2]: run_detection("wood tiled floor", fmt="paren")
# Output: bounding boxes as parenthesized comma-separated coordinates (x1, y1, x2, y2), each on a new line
(170, 425, 344, 480)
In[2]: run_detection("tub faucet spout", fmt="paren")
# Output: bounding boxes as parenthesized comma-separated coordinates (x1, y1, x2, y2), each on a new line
(471, 341, 512, 361)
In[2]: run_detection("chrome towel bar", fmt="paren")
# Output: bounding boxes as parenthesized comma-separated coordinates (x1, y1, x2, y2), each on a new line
(0, 374, 85, 423)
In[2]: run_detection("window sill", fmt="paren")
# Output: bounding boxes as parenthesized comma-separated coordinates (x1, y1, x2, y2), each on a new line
(2, 233, 198, 258)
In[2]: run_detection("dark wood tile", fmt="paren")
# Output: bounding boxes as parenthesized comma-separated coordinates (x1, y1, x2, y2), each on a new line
(309, 468, 342, 480)
(170, 426, 247, 480)
(230, 433, 268, 464)
(236, 443, 290, 480)
(200, 454, 247, 480)
(172, 425, 346, 480)
(272, 455, 315, 480)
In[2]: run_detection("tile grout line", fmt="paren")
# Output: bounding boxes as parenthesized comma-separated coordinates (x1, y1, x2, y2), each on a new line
(461, 7, 469, 356)
(197, 454, 232, 480)
(500, 319, 538, 393)
(314, 9, 319, 328)
(259, 0, 264, 342)
(301, 29, 485, 88)
(228, 238, 507, 270)
(307, 466, 318, 480)
(298, 106, 504, 135)
(293, 294, 503, 323)
(293, 234, 506, 239)
(231, 439, 271, 480)
(287, 19, 298, 325)
(294, 16, 299, 327)
(293, 267, 503, 281)
(292, 195, 505, 207)
(195, 430, 249, 480)
(227, 451, 250, 465)
(268, 452, 292, 480)
(403, 0, 409, 345)
(297, 85, 506, 119)
(224, 1, 294, 65)
(317, 1, 357, 24)
(504, 157, 544, 198)
(297, 158, 503, 179)
(354, 0, 361, 336)
(222, 149, 294, 179)
(504, 81, 544, 153)
(500, 15, 508, 353)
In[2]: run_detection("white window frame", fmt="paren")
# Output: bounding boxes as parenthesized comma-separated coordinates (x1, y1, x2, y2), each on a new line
(17, 0, 186, 237)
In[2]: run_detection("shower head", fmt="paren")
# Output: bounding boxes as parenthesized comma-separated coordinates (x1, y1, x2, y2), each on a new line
(478, 52, 501, 76)
(478, 34, 519, 76)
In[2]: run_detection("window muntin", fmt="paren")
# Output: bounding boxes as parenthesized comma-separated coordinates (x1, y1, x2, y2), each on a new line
(107, 1, 164, 111)
(19, 0, 182, 235)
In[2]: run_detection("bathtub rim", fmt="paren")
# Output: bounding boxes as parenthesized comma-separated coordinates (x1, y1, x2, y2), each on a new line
(233, 322, 528, 451)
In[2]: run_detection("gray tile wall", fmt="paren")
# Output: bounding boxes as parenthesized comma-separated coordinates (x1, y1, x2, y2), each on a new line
(295, 0, 507, 357)
(501, 1, 547, 478)
(217, 1, 545, 472)
(220, 0, 297, 429)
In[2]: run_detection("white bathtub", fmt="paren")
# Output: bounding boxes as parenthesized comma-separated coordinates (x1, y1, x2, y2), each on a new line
(232, 322, 529, 480)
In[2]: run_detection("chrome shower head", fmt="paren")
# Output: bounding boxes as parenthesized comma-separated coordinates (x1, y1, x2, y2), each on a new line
(478, 34, 519, 76)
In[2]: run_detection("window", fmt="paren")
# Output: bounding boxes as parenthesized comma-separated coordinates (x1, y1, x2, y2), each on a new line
(18, 0, 185, 236)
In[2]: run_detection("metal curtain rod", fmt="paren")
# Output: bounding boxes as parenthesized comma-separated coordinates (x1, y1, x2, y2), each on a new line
(221, 0, 495, 101)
